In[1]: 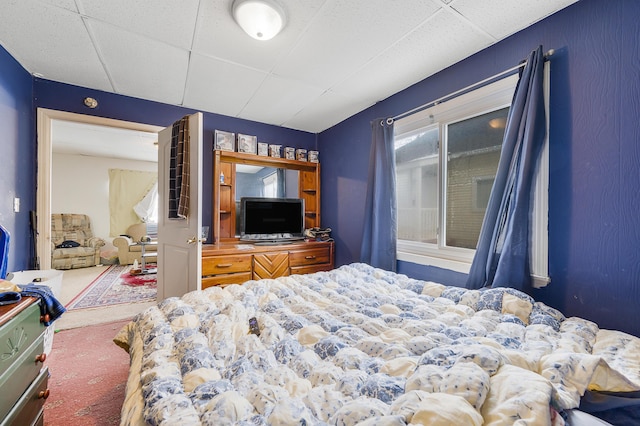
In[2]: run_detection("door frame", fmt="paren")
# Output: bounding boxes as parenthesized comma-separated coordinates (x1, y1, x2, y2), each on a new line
(36, 108, 163, 270)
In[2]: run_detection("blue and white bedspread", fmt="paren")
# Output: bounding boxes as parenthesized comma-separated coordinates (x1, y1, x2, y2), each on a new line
(116, 263, 640, 425)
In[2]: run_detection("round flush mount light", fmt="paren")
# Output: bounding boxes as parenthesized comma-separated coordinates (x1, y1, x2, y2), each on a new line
(232, 0, 286, 41)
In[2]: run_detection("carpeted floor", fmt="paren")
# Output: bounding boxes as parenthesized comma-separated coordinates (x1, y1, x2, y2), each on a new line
(53, 265, 156, 332)
(67, 264, 156, 310)
(44, 319, 131, 425)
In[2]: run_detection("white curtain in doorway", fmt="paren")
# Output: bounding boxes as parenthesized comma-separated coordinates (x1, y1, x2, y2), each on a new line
(109, 169, 157, 237)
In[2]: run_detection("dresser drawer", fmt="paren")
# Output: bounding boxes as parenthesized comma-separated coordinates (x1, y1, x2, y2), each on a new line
(202, 254, 252, 277)
(289, 247, 331, 267)
(1, 366, 49, 426)
(253, 252, 289, 280)
(0, 334, 46, 419)
(290, 264, 334, 276)
(0, 303, 43, 376)
(202, 272, 253, 289)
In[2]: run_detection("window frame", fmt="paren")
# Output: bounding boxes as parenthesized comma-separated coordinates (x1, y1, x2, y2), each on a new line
(394, 68, 549, 287)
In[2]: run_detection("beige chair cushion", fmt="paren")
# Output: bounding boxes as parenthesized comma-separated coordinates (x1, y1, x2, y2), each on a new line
(113, 223, 158, 265)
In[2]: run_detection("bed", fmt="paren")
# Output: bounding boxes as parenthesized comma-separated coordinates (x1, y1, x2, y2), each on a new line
(115, 263, 640, 425)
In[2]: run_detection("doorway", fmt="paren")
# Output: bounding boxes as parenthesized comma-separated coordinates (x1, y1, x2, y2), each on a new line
(36, 108, 163, 270)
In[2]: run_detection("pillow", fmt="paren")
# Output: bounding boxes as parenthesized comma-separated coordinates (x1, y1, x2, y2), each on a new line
(56, 240, 81, 249)
(62, 231, 85, 246)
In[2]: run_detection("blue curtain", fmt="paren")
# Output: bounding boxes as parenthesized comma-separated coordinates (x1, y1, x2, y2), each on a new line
(360, 118, 397, 272)
(466, 46, 547, 291)
(0, 224, 9, 279)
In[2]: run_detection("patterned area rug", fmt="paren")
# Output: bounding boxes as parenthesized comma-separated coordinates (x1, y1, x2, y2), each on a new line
(66, 264, 156, 310)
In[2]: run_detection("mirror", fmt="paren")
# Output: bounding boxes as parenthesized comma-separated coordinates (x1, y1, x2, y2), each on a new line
(235, 165, 299, 200)
(235, 165, 299, 235)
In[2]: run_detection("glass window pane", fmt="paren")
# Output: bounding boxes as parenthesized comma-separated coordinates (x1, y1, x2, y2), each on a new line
(445, 107, 508, 249)
(395, 126, 438, 243)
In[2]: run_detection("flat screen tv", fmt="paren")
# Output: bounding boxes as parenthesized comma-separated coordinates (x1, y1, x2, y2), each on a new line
(240, 197, 305, 244)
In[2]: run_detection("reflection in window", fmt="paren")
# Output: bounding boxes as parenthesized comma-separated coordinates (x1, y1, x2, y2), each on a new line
(263, 172, 278, 197)
(445, 108, 507, 249)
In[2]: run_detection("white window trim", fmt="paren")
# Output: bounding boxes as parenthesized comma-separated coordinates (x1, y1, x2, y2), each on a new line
(396, 64, 550, 287)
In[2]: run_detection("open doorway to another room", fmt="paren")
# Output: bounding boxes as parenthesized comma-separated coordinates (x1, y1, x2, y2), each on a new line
(37, 109, 163, 329)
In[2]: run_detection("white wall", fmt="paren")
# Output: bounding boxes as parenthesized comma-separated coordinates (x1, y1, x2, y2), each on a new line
(51, 153, 157, 245)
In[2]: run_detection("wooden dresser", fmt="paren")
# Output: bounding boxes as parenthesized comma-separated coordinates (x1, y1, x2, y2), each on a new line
(0, 297, 50, 426)
(202, 241, 334, 288)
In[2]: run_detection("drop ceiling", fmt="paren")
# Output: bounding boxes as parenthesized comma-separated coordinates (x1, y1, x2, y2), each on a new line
(1, 0, 577, 136)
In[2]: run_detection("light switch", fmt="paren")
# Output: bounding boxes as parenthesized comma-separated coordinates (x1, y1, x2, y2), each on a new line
(13, 197, 20, 213)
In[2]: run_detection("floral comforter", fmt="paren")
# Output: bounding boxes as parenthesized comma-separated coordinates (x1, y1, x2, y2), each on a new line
(116, 263, 640, 425)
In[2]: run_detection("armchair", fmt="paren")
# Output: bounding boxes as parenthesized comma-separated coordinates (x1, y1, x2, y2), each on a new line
(51, 213, 105, 270)
(113, 223, 158, 265)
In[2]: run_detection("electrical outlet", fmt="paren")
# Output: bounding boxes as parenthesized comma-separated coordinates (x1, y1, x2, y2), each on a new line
(13, 197, 20, 213)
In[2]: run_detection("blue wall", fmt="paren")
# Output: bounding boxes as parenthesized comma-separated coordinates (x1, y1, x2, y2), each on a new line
(0, 46, 34, 273)
(0, 50, 315, 270)
(32, 79, 316, 246)
(319, 0, 640, 337)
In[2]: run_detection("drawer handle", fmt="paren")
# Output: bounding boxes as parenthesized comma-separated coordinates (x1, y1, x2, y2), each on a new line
(40, 314, 50, 323)
(216, 263, 233, 268)
(35, 353, 47, 364)
(38, 389, 50, 400)
(305, 255, 316, 260)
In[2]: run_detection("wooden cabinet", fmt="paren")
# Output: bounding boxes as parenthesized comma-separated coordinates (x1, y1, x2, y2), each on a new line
(0, 297, 49, 426)
(207, 148, 330, 287)
(212, 150, 322, 243)
(202, 241, 334, 288)
(300, 169, 321, 230)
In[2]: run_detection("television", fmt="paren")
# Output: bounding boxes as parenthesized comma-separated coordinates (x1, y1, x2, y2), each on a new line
(240, 197, 305, 244)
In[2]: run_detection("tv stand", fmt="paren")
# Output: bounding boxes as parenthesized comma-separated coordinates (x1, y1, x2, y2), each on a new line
(202, 240, 334, 288)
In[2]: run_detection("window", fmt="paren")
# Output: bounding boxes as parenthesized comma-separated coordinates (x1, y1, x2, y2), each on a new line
(395, 72, 549, 285)
(262, 172, 278, 197)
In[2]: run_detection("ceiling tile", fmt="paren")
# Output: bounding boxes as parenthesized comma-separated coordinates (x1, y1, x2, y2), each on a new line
(284, 90, 375, 133)
(452, 0, 579, 40)
(238, 75, 325, 127)
(0, 0, 111, 91)
(0, 0, 580, 134)
(183, 53, 268, 118)
(87, 19, 189, 105)
(192, 0, 323, 72)
(37, 0, 78, 13)
(78, 0, 200, 50)
(272, 0, 442, 88)
(334, 8, 494, 104)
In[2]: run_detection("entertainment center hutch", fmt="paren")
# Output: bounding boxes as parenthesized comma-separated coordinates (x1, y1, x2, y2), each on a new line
(202, 150, 334, 288)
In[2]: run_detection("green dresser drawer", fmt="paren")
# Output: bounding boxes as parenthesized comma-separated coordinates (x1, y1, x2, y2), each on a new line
(0, 303, 43, 376)
(1, 366, 49, 426)
(0, 334, 46, 419)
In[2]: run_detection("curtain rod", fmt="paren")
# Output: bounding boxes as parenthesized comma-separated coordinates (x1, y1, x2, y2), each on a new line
(389, 48, 554, 123)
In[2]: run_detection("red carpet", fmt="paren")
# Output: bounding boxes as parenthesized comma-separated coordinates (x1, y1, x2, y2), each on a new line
(44, 320, 131, 425)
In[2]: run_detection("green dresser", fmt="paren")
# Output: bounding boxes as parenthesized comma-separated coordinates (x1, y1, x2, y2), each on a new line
(0, 297, 49, 426)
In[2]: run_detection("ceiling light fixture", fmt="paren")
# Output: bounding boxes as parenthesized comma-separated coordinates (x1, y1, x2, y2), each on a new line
(232, 0, 286, 41)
